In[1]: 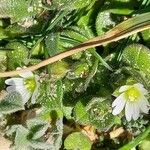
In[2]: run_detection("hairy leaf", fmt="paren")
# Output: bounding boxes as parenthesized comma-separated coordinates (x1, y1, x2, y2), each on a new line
(123, 44, 150, 80)
(64, 132, 92, 150)
(0, 91, 24, 114)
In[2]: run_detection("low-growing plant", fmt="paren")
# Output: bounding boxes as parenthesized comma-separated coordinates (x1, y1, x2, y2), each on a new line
(0, 0, 150, 149)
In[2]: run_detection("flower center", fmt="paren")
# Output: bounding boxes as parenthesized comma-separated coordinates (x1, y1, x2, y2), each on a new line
(124, 87, 141, 102)
(24, 77, 36, 93)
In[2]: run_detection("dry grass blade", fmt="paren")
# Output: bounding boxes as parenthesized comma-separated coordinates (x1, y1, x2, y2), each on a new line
(0, 13, 150, 77)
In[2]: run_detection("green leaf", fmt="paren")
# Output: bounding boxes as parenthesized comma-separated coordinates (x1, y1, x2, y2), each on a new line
(38, 80, 62, 110)
(60, 26, 89, 47)
(60, 26, 111, 70)
(139, 135, 150, 150)
(6, 41, 29, 70)
(74, 101, 90, 124)
(27, 119, 49, 140)
(37, 112, 63, 149)
(37, 80, 64, 149)
(31, 42, 44, 56)
(50, 61, 70, 79)
(51, 118, 63, 149)
(8, 124, 52, 150)
(45, 32, 60, 57)
(0, 51, 7, 72)
(77, 9, 93, 27)
(49, 0, 96, 10)
(96, 11, 116, 36)
(0, 0, 41, 23)
(75, 60, 99, 92)
(123, 44, 150, 80)
(141, 29, 150, 44)
(14, 126, 30, 150)
(86, 97, 121, 130)
(67, 61, 89, 79)
(0, 27, 8, 39)
(105, 0, 135, 15)
(0, 79, 5, 91)
(64, 132, 92, 150)
(0, 92, 24, 114)
(63, 106, 73, 119)
(29, 141, 53, 150)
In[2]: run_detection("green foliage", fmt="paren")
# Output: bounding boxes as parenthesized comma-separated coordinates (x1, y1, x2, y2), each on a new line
(123, 44, 150, 80)
(0, 0, 43, 23)
(96, 11, 116, 35)
(86, 97, 121, 130)
(0, 0, 150, 149)
(64, 132, 92, 150)
(26, 119, 49, 140)
(105, 0, 135, 15)
(67, 61, 89, 79)
(6, 41, 29, 70)
(50, 61, 70, 79)
(141, 29, 150, 45)
(122, 116, 149, 136)
(6, 119, 51, 150)
(45, 32, 60, 57)
(119, 126, 150, 150)
(139, 135, 150, 150)
(0, 91, 24, 114)
(49, 0, 96, 10)
(74, 101, 90, 124)
(37, 80, 64, 149)
(0, 51, 7, 71)
(38, 80, 63, 112)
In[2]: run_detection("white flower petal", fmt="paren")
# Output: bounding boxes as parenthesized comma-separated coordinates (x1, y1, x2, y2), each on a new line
(6, 86, 16, 92)
(19, 71, 34, 78)
(31, 87, 39, 104)
(125, 102, 133, 121)
(15, 85, 26, 92)
(139, 97, 149, 114)
(134, 83, 144, 88)
(31, 92, 37, 104)
(6, 85, 31, 104)
(112, 83, 149, 121)
(112, 94, 125, 107)
(17, 86, 31, 104)
(119, 85, 130, 93)
(35, 75, 40, 81)
(5, 78, 23, 86)
(132, 103, 140, 120)
(17, 67, 33, 78)
(5, 67, 39, 104)
(134, 83, 148, 95)
(112, 96, 126, 115)
(6, 84, 25, 93)
(22, 91, 31, 104)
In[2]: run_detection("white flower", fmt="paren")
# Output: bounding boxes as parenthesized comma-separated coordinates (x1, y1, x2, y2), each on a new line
(112, 83, 149, 121)
(5, 68, 39, 104)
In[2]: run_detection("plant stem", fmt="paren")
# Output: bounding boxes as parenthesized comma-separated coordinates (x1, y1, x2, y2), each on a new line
(119, 126, 150, 150)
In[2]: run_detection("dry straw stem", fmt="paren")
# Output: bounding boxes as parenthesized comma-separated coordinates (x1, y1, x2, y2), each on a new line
(0, 14, 150, 77)
(0, 136, 12, 150)
(109, 127, 124, 139)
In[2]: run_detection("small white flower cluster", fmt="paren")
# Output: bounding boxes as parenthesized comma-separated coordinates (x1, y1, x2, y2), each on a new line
(112, 83, 149, 121)
(5, 67, 39, 104)
(4, 67, 149, 122)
